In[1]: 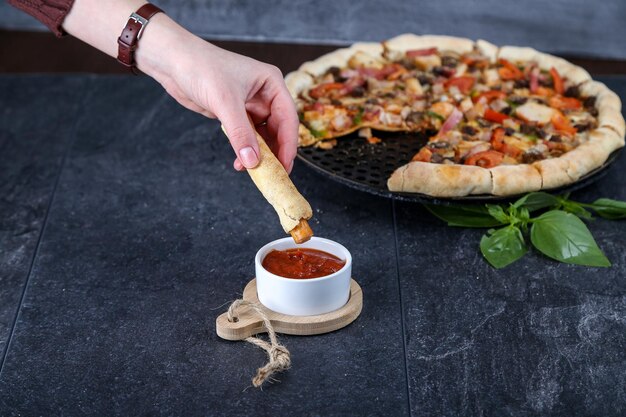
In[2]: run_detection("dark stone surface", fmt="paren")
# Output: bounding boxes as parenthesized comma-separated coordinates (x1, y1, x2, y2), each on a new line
(0, 76, 86, 359)
(3, 0, 626, 60)
(395, 76, 626, 417)
(0, 74, 623, 416)
(0, 77, 408, 416)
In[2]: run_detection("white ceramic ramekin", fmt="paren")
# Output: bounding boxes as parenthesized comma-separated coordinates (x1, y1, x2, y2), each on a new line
(255, 237, 352, 316)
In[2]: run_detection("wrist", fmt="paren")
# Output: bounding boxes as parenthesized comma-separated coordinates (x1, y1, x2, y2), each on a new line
(135, 13, 201, 81)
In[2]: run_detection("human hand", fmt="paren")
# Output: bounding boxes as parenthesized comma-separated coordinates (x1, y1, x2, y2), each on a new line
(138, 24, 299, 172)
(62, 2, 298, 172)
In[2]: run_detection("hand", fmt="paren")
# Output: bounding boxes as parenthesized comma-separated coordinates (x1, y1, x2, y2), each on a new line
(63, 2, 298, 172)
(139, 25, 299, 172)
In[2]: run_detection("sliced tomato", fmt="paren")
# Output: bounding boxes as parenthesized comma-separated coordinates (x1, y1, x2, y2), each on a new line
(549, 95, 582, 110)
(490, 127, 522, 158)
(473, 90, 507, 103)
(411, 147, 432, 162)
(534, 86, 554, 97)
(387, 65, 408, 80)
(490, 128, 506, 150)
(406, 47, 438, 57)
(445, 76, 476, 94)
(484, 108, 510, 124)
(551, 110, 577, 135)
(461, 56, 489, 68)
(498, 59, 524, 80)
(464, 150, 504, 168)
(309, 82, 345, 99)
(303, 102, 325, 112)
(550, 67, 565, 95)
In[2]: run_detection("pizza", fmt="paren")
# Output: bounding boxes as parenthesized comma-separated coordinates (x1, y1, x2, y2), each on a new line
(285, 34, 625, 197)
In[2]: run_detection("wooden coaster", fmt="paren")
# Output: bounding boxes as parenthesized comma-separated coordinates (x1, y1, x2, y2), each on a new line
(216, 279, 363, 341)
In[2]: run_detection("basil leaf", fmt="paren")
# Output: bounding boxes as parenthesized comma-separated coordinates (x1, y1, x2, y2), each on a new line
(560, 200, 594, 220)
(424, 204, 505, 228)
(480, 226, 528, 268)
(590, 198, 626, 220)
(486, 204, 509, 223)
(530, 210, 611, 267)
(513, 192, 559, 212)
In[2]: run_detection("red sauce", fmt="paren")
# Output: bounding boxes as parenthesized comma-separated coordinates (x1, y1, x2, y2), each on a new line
(262, 248, 346, 279)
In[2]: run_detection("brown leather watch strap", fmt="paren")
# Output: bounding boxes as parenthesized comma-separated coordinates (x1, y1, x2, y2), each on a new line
(117, 3, 164, 75)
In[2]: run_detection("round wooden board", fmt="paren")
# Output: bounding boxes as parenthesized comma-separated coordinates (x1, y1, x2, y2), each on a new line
(216, 279, 363, 341)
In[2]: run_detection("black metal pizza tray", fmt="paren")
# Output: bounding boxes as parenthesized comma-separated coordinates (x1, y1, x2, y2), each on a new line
(296, 130, 623, 205)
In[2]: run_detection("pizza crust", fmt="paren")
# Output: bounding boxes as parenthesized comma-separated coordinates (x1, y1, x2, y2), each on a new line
(285, 71, 314, 99)
(383, 33, 474, 54)
(579, 81, 622, 110)
(533, 158, 574, 190)
(534, 53, 591, 85)
(475, 39, 499, 63)
(348, 42, 385, 57)
(499, 46, 591, 85)
(579, 81, 625, 137)
(561, 127, 623, 179)
(299, 47, 355, 76)
(498, 45, 540, 63)
(387, 162, 492, 197)
(599, 108, 626, 138)
(489, 165, 542, 196)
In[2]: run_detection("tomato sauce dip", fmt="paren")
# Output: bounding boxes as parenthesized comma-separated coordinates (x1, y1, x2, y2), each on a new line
(262, 248, 346, 279)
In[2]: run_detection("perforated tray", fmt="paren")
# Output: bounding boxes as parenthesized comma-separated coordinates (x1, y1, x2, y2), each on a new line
(297, 131, 623, 205)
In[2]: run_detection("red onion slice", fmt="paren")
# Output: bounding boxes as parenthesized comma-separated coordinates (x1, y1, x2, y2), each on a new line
(530, 67, 540, 93)
(439, 107, 464, 136)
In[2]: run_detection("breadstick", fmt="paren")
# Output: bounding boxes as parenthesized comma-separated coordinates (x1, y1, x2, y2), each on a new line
(221, 124, 313, 243)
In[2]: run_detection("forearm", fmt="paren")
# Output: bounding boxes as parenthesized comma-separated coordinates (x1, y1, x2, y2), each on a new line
(62, 0, 198, 82)
(58, 0, 297, 171)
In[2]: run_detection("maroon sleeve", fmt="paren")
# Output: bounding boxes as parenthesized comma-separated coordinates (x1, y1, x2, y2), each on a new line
(8, 0, 76, 37)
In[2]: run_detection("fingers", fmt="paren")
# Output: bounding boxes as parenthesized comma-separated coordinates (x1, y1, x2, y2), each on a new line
(217, 101, 260, 169)
(233, 158, 245, 171)
(266, 86, 299, 172)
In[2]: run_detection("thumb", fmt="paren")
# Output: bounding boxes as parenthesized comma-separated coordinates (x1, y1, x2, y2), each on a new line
(218, 104, 260, 169)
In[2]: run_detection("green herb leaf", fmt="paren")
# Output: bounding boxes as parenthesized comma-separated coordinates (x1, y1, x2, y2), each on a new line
(309, 128, 328, 138)
(558, 197, 594, 220)
(513, 192, 559, 212)
(589, 198, 626, 220)
(352, 107, 364, 125)
(480, 226, 528, 268)
(530, 210, 611, 267)
(486, 204, 509, 223)
(424, 204, 505, 228)
(426, 110, 445, 121)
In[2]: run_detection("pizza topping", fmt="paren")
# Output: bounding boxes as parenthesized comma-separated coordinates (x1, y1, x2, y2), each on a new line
(296, 42, 601, 170)
(484, 108, 511, 124)
(465, 150, 504, 168)
(550, 110, 577, 135)
(549, 67, 565, 95)
(445, 76, 475, 94)
(412, 147, 433, 162)
(529, 66, 540, 93)
(549, 95, 582, 110)
(515, 101, 556, 125)
(498, 59, 524, 80)
(439, 107, 464, 136)
(406, 47, 438, 57)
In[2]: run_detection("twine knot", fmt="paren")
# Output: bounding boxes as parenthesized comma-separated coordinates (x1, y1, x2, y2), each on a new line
(226, 299, 291, 388)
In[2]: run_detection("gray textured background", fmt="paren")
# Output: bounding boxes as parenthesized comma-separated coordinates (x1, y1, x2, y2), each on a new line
(2, 0, 626, 59)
